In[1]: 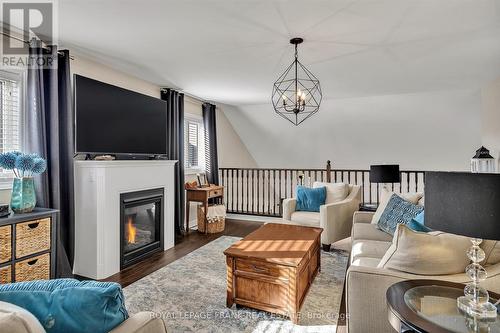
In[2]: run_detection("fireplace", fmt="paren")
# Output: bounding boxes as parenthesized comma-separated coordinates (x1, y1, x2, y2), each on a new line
(120, 188, 164, 269)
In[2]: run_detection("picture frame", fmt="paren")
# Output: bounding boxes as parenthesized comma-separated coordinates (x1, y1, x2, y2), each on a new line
(197, 174, 209, 187)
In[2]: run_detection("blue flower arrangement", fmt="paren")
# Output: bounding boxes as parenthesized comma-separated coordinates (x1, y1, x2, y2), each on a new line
(0, 151, 47, 178)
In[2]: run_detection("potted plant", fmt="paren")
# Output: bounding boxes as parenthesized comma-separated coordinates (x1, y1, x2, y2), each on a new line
(0, 151, 47, 213)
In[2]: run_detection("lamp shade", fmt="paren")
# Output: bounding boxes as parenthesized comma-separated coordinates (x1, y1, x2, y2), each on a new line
(369, 165, 400, 183)
(425, 172, 500, 240)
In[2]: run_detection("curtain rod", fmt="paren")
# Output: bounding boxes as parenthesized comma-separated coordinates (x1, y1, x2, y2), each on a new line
(0, 31, 74, 60)
(161, 88, 216, 105)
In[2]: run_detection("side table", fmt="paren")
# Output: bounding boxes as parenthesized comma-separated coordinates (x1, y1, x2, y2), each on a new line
(359, 203, 378, 212)
(185, 185, 224, 234)
(387, 279, 500, 333)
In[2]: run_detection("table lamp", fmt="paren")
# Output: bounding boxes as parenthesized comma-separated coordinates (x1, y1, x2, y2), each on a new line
(369, 165, 401, 191)
(425, 171, 500, 318)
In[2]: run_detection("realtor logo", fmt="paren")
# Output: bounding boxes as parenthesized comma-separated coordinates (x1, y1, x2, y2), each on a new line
(2, 2, 54, 54)
(1, 0, 57, 68)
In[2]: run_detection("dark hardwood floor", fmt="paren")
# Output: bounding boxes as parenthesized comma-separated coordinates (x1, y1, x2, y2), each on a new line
(102, 218, 263, 287)
(102, 218, 348, 333)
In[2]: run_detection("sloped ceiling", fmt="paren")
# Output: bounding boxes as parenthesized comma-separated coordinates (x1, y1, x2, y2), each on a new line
(59, 0, 500, 104)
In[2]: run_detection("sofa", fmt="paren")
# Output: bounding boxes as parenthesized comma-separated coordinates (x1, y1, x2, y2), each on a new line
(346, 210, 500, 333)
(0, 301, 167, 333)
(110, 312, 167, 333)
(0, 303, 167, 333)
(282, 183, 361, 251)
(0, 277, 167, 333)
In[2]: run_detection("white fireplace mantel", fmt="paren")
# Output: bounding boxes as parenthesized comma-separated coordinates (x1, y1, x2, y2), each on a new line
(73, 160, 177, 279)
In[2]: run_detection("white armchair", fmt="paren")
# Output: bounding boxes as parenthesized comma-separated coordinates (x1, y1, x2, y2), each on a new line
(282, 184, 361, 251)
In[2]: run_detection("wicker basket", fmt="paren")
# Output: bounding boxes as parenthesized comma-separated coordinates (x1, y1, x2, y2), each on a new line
(0, 225, 11, 264)
(15, 253, 50, 282)
(0, 265, 11, 284)
(197, 205, 225, 233)
(16, 218, 51, 258)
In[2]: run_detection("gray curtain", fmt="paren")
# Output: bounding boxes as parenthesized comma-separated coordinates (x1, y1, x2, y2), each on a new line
(161, 89, 185, 235)
(203, 103, 219, 185)
(25, 41, 73, 277)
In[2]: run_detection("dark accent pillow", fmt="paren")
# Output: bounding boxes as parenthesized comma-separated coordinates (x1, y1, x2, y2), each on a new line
(377, 194, 424, 235)
(296, 186, 326, 212)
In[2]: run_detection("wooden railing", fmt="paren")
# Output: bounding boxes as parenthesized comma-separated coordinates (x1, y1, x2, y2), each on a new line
(219, 162, 425, 217)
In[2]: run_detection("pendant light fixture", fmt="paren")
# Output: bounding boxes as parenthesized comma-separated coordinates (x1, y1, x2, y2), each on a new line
(272, 38, 322, 126)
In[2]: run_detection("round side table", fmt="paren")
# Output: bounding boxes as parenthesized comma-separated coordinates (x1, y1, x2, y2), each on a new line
(386, 280, 500, 333)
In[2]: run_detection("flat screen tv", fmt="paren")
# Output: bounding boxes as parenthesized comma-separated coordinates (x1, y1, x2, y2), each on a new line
(74, 75, 167, 156)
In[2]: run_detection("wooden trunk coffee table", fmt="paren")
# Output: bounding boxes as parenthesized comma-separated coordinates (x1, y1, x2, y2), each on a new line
(224, 223, 322, 323)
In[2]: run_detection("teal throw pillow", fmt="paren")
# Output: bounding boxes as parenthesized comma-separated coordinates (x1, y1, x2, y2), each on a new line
(407, 211, 432, 232)
(0, 279, 128, 333)
(377, 194, 424, 235)
(296, 186, 326, 212)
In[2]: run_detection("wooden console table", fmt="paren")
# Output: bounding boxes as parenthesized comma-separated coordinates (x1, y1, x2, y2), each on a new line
(185, 185, 224, 234)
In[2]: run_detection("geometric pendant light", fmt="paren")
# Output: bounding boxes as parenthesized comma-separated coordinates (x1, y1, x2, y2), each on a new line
(272, 37, 322, 126)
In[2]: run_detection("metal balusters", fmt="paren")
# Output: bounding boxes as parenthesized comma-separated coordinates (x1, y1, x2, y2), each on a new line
(246, 170, 250, 213)
(252, 169, 255, 213)
(267, 170, 271, 215)
(219, 167, 424, 217)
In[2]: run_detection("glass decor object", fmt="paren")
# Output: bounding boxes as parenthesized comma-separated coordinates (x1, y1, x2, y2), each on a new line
(471, 146, 496, 173)
(10, 177, 36, 213)
(0, 151, 47, 214)
(457, 238, 498, 318)
(272, 37, 322, 126)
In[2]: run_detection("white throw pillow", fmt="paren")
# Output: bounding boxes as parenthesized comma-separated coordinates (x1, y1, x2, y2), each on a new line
(313, 182, 348, 204)
(0, 301, 45, 333)
(371, 188, 423, 224)
(377, 224, 472, 275)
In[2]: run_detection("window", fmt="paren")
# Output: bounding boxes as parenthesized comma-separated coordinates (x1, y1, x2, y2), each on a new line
(184, 115, 205, 173)
(0, 71, 22, 185)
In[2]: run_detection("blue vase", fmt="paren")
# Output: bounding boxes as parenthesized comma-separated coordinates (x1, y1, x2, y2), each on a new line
(10, 177, 36, 213)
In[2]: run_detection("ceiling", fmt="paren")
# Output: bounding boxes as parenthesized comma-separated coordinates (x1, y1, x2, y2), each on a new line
(59, 0, 500, 105)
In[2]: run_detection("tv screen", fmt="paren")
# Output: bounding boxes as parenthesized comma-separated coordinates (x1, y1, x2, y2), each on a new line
(74, 75, 167, 155)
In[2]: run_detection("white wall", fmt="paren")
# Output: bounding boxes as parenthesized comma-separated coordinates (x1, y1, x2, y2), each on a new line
(481, 77, 500, 164)
(224, 89, 483, 171)
(185, 96, 203, 117)
(0, 190, 10, 203)
(216, 103, 257, 168)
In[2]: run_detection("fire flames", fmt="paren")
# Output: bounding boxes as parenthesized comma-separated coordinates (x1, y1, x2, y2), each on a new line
(127, 217, 136, 244)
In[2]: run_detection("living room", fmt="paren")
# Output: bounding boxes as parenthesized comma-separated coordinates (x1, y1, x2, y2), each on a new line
(0, 1, 499, 333)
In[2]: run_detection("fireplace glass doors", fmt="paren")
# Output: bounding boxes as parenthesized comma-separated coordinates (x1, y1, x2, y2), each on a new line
(120, 188, 164, 269)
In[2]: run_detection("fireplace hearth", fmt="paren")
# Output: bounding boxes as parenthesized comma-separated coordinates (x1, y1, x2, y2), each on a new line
(120, 188, 164, 269)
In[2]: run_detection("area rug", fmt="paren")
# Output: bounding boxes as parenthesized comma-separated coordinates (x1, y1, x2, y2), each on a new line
(124, 236, 348, 333)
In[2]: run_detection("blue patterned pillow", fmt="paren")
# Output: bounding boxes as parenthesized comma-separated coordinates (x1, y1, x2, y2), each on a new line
(377, 194, 424, 235)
